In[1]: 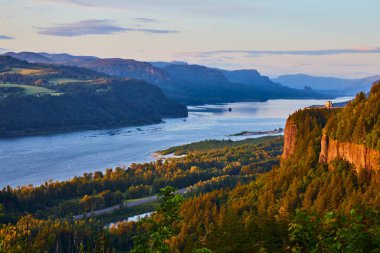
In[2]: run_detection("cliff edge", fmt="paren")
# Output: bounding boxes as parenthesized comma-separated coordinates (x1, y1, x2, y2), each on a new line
(282, 81, 380, 171)
(319, 135, 380, 171)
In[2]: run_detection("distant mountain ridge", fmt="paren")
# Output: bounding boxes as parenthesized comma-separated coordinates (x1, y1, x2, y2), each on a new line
(5, 52, 53, 64)
(80, 58, 170, 84)
(272, 74, 380, 95)
(3, 51, 331, 105)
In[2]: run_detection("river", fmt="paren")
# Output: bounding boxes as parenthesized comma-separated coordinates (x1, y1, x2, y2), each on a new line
(0, 97, 351, 188)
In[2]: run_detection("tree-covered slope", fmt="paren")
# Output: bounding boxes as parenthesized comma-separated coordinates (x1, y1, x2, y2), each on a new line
(0, 56, 187, 137)
(164, 87, 380, 252)
(325, 81, 380, 150)
(0, 90, 379, 252)
(0, 79, 187, 136)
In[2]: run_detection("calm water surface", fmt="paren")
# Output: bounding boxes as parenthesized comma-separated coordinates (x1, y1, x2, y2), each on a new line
(0, 98, 351, 188)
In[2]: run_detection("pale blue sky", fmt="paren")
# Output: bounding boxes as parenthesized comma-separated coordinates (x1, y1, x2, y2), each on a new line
(1, 0, 380, 77)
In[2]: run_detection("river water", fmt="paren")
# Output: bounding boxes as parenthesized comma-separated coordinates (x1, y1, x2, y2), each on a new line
(0, 97, 351, 188)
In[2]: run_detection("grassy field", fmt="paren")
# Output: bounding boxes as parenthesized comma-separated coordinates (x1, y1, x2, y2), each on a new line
(50, 78, 90, 85)
(1, 68, 54, 75)
(158, 135, 283, 155)
(0, 83, 61, 96)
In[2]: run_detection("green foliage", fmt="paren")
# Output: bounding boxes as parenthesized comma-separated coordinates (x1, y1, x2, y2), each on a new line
(2, 94, 380, 253)
(0, 215, 111, 253)
(131, 186, 184, 253)
(167, 162, 380, 252)
(0, 80, 187, 137)
(163, 105, 380, 252)
(0, 55, 187, 137)
(330, 158, 355, 172)
(192, 248, 213, 253)
(159, 136, 282, 155)
(289, 209, 380, 252)
(0, 138, 281, 222)
(287, 108, 335, 166)
(325, 81, 380, 150)
(0, 83, 58, 96)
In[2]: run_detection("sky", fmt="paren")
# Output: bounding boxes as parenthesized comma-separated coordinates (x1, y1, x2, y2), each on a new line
(1, 0, 380, 78)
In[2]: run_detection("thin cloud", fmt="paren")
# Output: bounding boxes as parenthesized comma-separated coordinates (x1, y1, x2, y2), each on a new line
(178, 48, 380, 58)
(37, 19, 126, 36)
(0, 35, 14, 40)
(136, 28, 178, 34)
(36, 19, 178, 37)
(135, 18, 157, 23)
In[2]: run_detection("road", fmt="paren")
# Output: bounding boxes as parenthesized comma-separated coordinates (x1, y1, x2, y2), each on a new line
(73, 188, 187, 220)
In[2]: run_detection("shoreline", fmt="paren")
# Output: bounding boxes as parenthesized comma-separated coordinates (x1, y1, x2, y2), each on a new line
(228, 128, 284, 137)
(152, 152, 187, 160)
(0, 115, 187, 139)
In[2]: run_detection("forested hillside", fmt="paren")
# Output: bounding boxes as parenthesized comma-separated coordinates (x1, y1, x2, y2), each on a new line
(325, 81, 380, 150)
(0, 56, 187, 137)
(128, 83, 380, 252)
(0, 137, 283, 252)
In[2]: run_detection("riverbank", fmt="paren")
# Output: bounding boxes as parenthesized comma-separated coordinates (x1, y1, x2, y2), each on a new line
(228, 128, 284, 137)
(157, 136, 282, 156)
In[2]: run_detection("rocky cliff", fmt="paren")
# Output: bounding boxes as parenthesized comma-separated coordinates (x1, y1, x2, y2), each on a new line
(282, 119, 298, 160)
(282, 108, 380, 171)
(319, 135, 380, 171)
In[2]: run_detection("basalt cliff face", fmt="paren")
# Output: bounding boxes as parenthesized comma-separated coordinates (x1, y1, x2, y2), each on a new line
(282, 120, 298, 160)
(319, 135, 380, 171)
(282, 110, 380, 171)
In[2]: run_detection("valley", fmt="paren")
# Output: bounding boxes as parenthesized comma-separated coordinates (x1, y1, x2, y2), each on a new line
(0, 85, 378, 252)
(0, 97, 350, 188)
(2, 1, 380, 252)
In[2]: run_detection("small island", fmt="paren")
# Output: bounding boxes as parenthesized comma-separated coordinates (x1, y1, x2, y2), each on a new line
(228, 128, 284, 137)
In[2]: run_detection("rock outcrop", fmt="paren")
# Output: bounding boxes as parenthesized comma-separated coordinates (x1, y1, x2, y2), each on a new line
(319, 135, 380, 171)
(282, 113, 380, 171)
(282, 119, 298, 160)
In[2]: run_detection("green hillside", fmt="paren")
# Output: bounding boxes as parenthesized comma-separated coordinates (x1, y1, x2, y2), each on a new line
(0, 56, 187, 137)
(325, 81, 380, 150)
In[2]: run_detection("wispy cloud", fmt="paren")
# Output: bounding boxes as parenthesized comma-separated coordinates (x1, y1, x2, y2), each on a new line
(36, 19, 178, 37)
(134, 17, 157, 23)
(0, 35, 14, 40)
(178, 48, 380, 58)
(135, 28, 178, 34)
(37, 19, 126, 36)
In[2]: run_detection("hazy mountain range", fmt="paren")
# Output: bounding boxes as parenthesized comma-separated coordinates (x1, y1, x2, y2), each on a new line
(272, 74, 380, 95)
(4, 51, 330, 105)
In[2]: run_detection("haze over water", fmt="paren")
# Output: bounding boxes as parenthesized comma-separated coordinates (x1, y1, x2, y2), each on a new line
(0, 98, 351, 188)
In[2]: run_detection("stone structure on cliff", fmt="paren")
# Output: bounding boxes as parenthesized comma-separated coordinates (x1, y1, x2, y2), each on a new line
(324, 101, 334, 109)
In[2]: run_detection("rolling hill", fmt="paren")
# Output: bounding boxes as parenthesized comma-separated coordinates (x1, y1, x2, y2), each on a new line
(0, 56, 187, 137)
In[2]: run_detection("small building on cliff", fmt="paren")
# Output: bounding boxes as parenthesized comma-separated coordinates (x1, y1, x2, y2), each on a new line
(324, 101, 334, 109)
